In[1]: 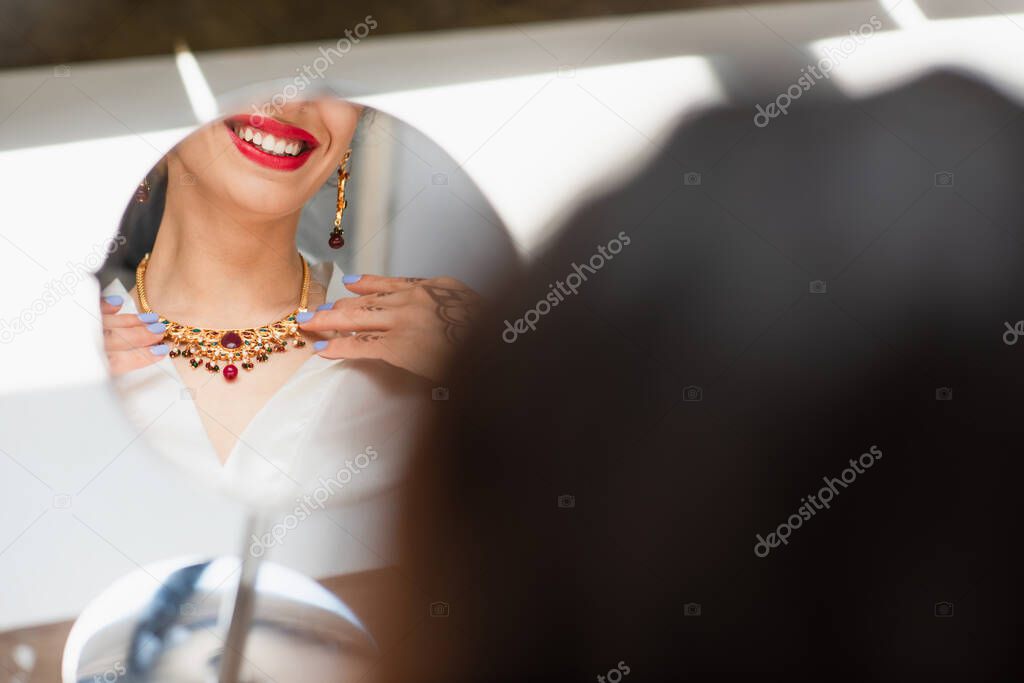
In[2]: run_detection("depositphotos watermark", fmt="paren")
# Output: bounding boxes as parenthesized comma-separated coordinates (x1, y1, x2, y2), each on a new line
(753, 445, 883, 558)
(1003, 320, 1024, 345)
(249, 446, 378, 557)
(753, 15, 882, 128)
(502, 231, 631, 343)
(249, 16, 378, 124)
(596, 660, 631, 683)
(89, 660, 127, 682)
(0, 235, 126, 345)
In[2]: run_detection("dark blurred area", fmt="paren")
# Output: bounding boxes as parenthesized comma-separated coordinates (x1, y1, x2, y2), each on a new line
(387, 70, 1024, 681)
(2, 0, 819, 69)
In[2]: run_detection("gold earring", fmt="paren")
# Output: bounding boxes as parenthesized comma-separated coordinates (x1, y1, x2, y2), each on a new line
(134, 177, 151, 203)
(329, 149, 351, 249)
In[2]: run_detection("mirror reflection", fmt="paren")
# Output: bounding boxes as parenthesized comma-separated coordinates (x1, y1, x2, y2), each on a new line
(96, 97, 516, 509)
(79, 95, 515, 682)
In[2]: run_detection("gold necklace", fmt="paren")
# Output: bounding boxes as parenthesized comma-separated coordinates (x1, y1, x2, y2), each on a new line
(135, 253, 311, 381)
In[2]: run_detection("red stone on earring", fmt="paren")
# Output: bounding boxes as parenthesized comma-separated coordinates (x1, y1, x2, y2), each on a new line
(221, 331, 243, 349)
(223, 364, 239, 381)
(329, 232, 345, 249)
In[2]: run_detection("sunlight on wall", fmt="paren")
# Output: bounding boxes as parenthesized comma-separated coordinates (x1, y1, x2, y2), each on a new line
(813, 7, 1024, 103)
(360, 55, 727, 252)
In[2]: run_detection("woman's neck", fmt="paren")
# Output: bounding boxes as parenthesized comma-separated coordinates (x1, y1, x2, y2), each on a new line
(142, 171, 308, 329)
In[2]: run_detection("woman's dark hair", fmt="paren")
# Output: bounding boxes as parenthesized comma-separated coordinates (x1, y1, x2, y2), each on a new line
(98, 160, 167, 287)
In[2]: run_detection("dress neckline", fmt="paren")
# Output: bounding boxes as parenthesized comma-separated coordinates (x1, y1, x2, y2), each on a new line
(103, 260, 349, 470)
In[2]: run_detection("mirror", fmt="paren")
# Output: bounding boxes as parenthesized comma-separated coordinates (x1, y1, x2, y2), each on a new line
(79, 92, 517, 682)
(96, 96, 516, 511)
(63, 556, 378, 683)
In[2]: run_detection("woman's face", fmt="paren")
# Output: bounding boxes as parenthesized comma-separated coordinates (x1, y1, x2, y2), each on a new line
(167, 98, 361, 219)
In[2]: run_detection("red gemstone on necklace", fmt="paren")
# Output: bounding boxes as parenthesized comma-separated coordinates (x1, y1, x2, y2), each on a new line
(221, 331, 243, 349)
(329, 233, 345, 249)
(223, 364, 239, 381)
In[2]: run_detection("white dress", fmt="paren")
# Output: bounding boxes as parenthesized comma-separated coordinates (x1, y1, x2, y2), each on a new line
(101, 262, 428, 563)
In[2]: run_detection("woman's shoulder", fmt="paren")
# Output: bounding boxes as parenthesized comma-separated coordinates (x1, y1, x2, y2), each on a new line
(307, 260, 355, 304)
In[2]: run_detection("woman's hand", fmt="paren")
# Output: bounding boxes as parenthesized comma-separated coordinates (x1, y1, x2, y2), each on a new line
(297, 274, 480, 382)
(100, 295, 170, 376)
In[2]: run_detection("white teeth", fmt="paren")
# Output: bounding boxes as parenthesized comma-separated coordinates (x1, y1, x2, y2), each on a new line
(235, 125, 306, 156)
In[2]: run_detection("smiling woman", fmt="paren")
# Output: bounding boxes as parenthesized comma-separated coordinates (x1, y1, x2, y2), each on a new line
(94, 97, 491, 510)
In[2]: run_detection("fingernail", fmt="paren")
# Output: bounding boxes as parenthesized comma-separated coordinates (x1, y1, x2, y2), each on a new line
(296, 311, 315, 323)
(147, 322, 167, 334)
(150, 344, 169, 356)
(343, 274, 363, 284)
(314, 340, 328, 351)
(103, 295, 123, 306)
(316, 301, 334, 311)
(138, 313, 159, 323)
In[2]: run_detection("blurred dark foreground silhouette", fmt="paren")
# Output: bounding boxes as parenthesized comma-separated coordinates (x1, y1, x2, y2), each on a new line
(382, 71, 1024, 682)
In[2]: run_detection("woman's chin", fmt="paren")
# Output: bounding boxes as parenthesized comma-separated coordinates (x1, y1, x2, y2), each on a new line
(211, 181, 314, 218)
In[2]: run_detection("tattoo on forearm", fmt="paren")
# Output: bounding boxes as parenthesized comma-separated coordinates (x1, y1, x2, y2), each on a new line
(421, 285, 477, 345)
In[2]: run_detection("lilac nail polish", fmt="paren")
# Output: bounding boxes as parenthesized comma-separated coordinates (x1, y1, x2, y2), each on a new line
(103, 295, 123, 306)
(342, 274, 363, 284)
(147, 322, 167, 334)
(138, 313, 159, 323)
(296, 311, 315, 323)
(317, 301, 334, 311)
(150, 344, 169, 356)
(314, 340, 328, 351)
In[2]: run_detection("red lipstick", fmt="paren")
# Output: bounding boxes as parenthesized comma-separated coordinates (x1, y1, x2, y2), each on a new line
(225, 115, 320, 171)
